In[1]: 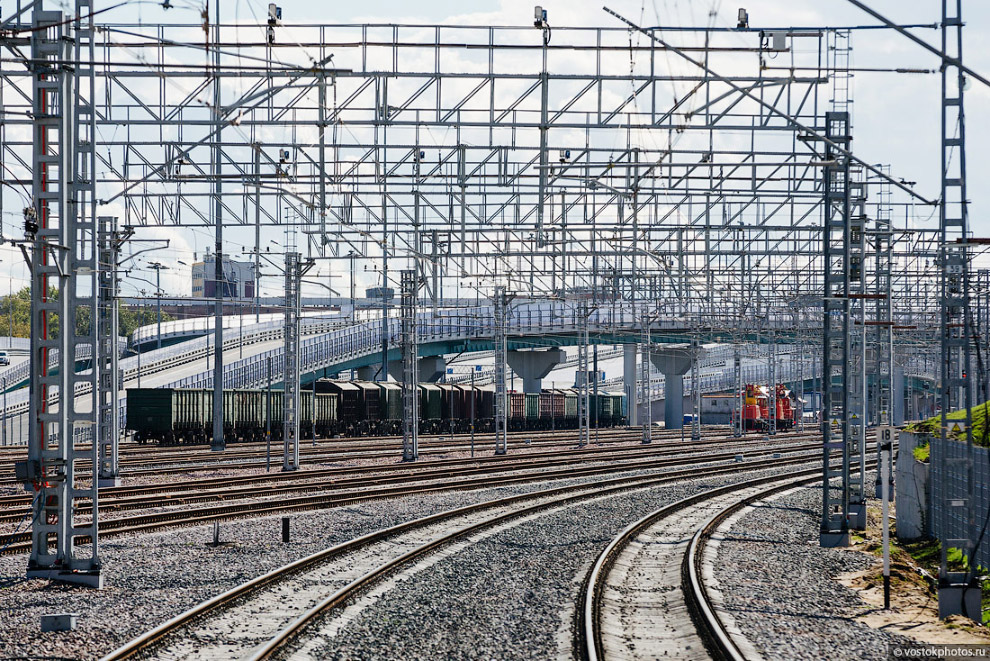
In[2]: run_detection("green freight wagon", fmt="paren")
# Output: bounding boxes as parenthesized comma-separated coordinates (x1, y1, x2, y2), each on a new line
(607, 392, 627, 425)
(378, 383, 402, 435)
(525, 392, 540, 429)
(127, 388, 177, 444)
(314, 392, 338, 436)
(419, 384, 442, 434)
(561, 389, 578, 428)
(597, 394, 614, 426)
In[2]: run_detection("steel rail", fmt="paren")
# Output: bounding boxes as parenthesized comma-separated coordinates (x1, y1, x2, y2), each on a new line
(0, 439, 827, 549)
(99, 452, 826, 661)
(0, 428, 812, 497)
(580, 461, 877, 661)
(246, 454, 832, 661)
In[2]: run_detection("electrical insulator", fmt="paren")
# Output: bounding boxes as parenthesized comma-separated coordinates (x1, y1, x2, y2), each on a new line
(534, 6, 547, 28)
(737, 8, 749, 29)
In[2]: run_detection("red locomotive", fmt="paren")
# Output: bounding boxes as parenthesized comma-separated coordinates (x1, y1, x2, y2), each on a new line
(732, 383, 796, 432)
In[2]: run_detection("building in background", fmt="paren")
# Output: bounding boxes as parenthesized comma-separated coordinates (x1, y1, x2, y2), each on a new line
(365, 286, 394, 301)
(191, 251, 255, 299)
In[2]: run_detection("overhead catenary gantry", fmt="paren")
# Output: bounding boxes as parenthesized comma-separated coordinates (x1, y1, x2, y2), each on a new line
(1, 2, 985, 590)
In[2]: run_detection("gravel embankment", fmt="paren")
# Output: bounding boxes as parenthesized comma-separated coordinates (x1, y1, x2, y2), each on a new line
(301, 465, 810, 661)
(0, 452, 814, 660)
(713, 481, 914, 661)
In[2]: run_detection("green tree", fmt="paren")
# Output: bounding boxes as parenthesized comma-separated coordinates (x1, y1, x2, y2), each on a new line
(0, 286, 173, 339)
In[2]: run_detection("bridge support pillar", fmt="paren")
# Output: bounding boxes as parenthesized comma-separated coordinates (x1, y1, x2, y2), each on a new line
(387, 356, 446, 383)
(650, 346, 695, 430)
(624, 344, 638, 426)
(507, 349, 566, 393)
(356, 365, 380, 381)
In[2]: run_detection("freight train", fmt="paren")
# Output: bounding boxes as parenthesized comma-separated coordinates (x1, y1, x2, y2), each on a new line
(732, 384, 797, 432)
(126, 380, 627, 445)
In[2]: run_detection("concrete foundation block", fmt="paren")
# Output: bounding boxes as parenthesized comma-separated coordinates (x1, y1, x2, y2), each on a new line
(820, 531, 851, 548)
(938, 584, 982, 622)
(41, 613, 77, 632)
(848, 502, 867, 531)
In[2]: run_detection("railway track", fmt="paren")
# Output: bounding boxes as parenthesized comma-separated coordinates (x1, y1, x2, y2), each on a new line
(578, 465, 874, 661)
(0, 431, 812, 514)
(99, 451, 828, 661)
(0, 436, 830, 553)
(0, 427, 769, 478)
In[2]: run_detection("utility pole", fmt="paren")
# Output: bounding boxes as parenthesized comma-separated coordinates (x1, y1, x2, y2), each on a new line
(401, 270, 419, 461)
(937, 0, 977, 619)
(768, 332, 776, 436)
(494, 287, 508, 455)
(19, 4, 102, 587)
(641, 313, 652, 444)
(734, 347, 742, 437)
(97, 217, 130, 488)
(820, 108, 854, 548)
(577, 300, 590, 447)
(148, 262, 168, 351)
(283, 251, 311, 471)
(691, 337, 701, 441)
(211, 0, 225, 453)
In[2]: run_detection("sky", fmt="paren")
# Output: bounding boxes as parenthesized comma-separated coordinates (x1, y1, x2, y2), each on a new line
(2, 0, 988, 302)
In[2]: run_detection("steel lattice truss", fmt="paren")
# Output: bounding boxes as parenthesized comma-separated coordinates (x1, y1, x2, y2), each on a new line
(0, 15, 969, 338)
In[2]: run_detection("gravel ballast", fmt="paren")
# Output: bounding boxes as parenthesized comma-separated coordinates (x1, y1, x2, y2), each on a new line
(0, 454, 805, 660)
(298, 466, 811, 661)
(713, 482, 913, 661)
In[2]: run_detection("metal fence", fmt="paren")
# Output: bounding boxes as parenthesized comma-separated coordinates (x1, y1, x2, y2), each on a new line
(929, 435, 990, 572)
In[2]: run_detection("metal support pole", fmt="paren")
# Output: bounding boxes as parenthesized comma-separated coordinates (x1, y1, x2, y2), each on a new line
(577, 301, 590, 447)
(641, 314, 652, 444)
(97, 217, 120, 487)
(148, 262, 167, 351)
(22, 3, 102, 587)
(734, 348, 742, 437)
(820, 109, 853, 548)
(470, 366, 476, 458)
(797, 346, 805, 433)
(691, 337, 701, 441)
(494, 287, 508, 455)
(282, 252, 301, 471)
(401, 269, 419, 461)
(937, 0, 977, 619)
(254, 145, 261, 324)
(874, 167, 894, 497)
(211, 0, 225, 452)
(768, 332, 777, 436)
(848, 169, 869, 529)
(266, 355, 272, 472)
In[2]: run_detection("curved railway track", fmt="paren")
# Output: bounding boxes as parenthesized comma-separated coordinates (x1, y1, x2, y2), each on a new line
(579, 464, 875, 661)
(100, 452, 826, 661)
(0, 436, 830, 555)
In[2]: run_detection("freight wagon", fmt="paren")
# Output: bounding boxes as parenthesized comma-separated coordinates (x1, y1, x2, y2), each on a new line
(127, 381, 626, 446)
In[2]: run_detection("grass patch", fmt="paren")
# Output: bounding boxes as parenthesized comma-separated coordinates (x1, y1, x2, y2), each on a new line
(913, 441, 930, 463)
(901, 537, 941, 577)
(906, 400, 990, 447)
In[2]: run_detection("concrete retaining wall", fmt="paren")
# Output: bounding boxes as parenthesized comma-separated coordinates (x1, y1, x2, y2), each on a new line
(895, 431, 929, 540)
